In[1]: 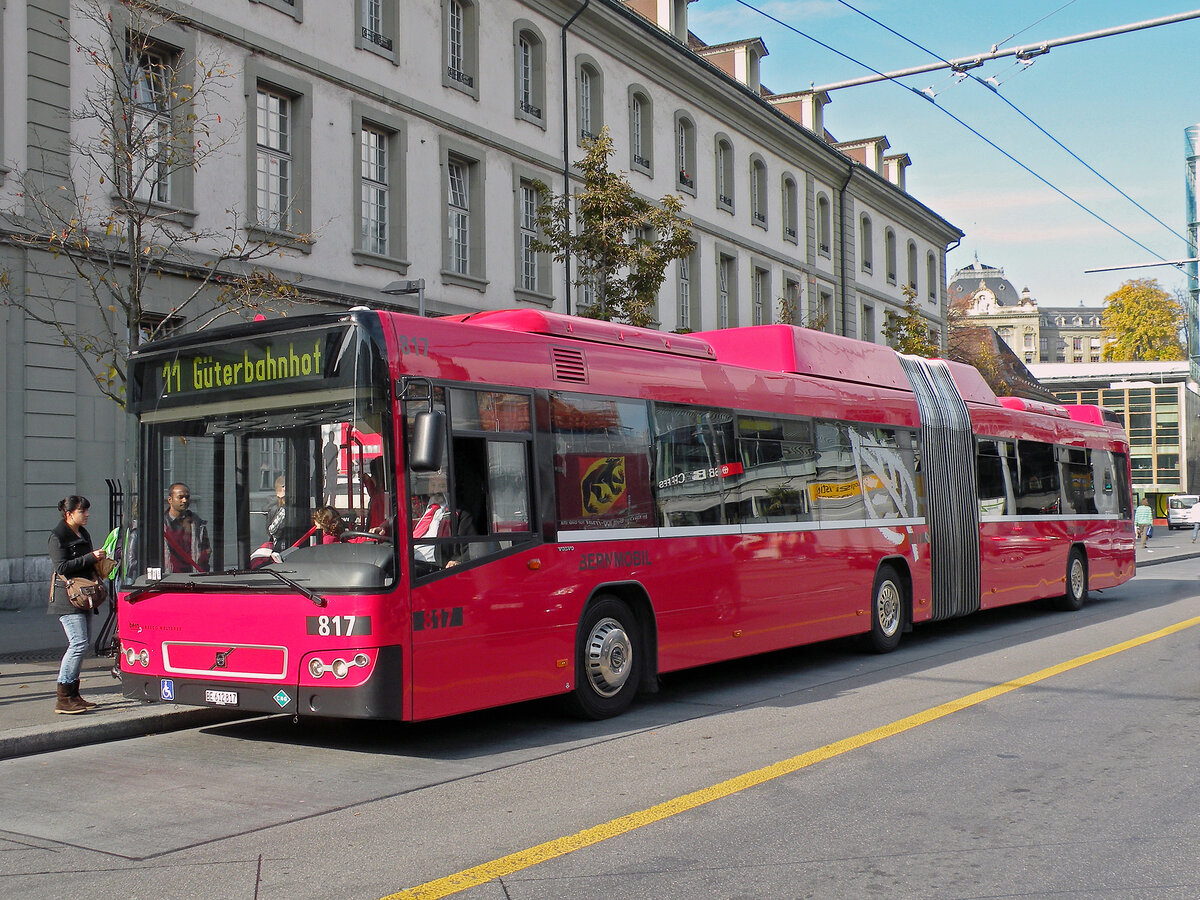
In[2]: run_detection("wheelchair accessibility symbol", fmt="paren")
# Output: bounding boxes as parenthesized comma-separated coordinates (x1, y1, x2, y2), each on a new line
(160, 679, 175, 701)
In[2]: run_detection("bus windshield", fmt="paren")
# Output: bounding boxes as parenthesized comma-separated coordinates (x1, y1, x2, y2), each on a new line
(128, 318, 395, 590)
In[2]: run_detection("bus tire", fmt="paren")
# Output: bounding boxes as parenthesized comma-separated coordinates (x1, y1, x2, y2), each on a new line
(566, 595, 641, 720)
(1053, 549, 1088, 612)
(866, 564, 905, 654)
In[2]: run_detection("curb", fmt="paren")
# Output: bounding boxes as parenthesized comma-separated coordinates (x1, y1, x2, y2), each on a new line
(1136, 549, 1200, 568)
(0, 703, 251, 760)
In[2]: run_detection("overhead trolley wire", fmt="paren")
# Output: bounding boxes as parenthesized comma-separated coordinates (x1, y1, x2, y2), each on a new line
(731, 0, 1179, 263)
(827, 0, 1191, 247)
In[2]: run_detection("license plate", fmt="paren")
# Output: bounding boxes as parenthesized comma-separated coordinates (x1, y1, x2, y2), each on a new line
(204, 689, 238, 706)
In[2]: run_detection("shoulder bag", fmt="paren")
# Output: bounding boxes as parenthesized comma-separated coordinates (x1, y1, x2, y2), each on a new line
(53, 573, 108, 611)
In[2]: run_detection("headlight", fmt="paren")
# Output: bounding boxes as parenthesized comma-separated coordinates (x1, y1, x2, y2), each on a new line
(307, 653, 371, 680)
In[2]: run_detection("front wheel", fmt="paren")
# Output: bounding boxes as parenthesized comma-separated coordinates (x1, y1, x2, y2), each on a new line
(1052, 549, 1088, 612)
(566, 595, 641, 719)
(866, 565, 905, 654)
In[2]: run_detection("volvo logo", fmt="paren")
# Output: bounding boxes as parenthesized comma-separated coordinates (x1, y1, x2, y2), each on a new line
(211, 648, 235, 670)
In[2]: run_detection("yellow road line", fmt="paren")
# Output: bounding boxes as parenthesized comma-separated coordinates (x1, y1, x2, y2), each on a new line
(383, 615, 1200, 900)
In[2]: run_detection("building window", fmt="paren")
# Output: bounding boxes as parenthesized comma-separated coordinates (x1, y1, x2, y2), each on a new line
(783, 277, 802, 325)
(926, 250, 937, 300)
(243, 64, 319, 248)
(675, 112, 696, 194)
(115, 24, 196, 223)
(750, 156, 767, 228)
(577, 58, 603, 142)
(715, 136, 734, 211)
(885, 228, 897, 284)
(817, 194, 831, 256)
(861, 303, 875, 342)
(360, 126, 388, 256)
(441, 139, 485, 287)
(753, 267, 770, 325)
(782, 175, 798, 244)
(356, 0, 397, 61)
(717, 253, 737, 328)
(629, 88, 653, 174)
(443, 0, 478, 98)
(252, 0, 303, 21)
(352, 104, 407, 271)
(906, 240, 918, 291)
(447, 159, 470, 275)
(127, 48, 172, 204)
(255, 88, 292, 231)
(514, 24, 546, 126)
(514, 174, 550, 299)
(678, 254, 692, 331)
(860, 214, 873, 273)
(519, 182, 537, 291)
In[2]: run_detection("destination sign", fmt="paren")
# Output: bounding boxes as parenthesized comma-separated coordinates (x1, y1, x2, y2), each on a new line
(143, 328, 349, 402)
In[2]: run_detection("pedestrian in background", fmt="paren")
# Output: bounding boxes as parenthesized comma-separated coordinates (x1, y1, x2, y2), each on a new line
(1134, 498, 1153, 550)
(1187, 499, 1200, 543)
(48, 495, 106, 714)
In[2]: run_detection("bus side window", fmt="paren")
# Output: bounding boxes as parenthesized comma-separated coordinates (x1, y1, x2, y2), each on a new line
(976, 439, 1011, 518)
(1015, 440, 1058, 515)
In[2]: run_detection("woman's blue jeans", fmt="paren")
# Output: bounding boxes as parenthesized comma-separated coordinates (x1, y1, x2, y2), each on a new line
(57, 613, 89, 683)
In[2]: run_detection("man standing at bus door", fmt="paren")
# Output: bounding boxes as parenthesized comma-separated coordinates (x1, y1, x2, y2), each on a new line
(164, 482, 211, 573)
(1134, 498, 1153, 550)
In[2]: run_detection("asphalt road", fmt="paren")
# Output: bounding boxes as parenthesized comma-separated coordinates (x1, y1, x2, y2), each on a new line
(1, 558, 1197, 900)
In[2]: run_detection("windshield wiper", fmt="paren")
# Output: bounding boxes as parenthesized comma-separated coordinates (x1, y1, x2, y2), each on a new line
(224, 567, 327, 607)
(126, 580, 198, 604)
(257, 568, 327, 607)
(126, 570, 326, 607)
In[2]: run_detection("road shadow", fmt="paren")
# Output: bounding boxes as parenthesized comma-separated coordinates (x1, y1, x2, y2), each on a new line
(195, 575, 1197, 761)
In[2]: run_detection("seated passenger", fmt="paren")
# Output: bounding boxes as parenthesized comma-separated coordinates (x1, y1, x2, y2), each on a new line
(313, 506, 371, 544)
(411, 474, 477, 568)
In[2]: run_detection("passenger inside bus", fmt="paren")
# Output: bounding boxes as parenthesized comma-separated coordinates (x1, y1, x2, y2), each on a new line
(163, 482, 211, 574)
(411, 472, 478, 568)
(363, 457, 389, 532)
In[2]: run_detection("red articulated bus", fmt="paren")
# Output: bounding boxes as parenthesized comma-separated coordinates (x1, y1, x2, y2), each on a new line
(118, 308, 1135, 721)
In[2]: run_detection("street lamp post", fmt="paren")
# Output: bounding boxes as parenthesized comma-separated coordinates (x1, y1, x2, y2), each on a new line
(382, 278, 426, 317)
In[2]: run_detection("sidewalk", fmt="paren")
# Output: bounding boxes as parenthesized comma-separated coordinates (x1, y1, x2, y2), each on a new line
(0, 605, 243, 760)
(1, 538, 1195, 760)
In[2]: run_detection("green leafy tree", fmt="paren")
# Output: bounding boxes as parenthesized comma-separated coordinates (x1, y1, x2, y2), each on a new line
(534, 128, 694, 327)
(1101, 278, 1186, 361)
(0, 0, 311, 408)
(883, 285, 938, 357)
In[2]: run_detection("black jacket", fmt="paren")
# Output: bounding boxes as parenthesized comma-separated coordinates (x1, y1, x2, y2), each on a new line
(47, 520, 98, 616)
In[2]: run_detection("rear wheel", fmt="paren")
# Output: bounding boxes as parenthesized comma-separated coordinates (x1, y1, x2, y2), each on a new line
(566, 595, 641, 719)
(1053, 549, 1088, 611)
(866, 565, 905, 654)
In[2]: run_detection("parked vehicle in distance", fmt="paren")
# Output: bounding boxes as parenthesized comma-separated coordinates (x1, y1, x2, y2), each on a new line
(1166, 494, 1199, 529)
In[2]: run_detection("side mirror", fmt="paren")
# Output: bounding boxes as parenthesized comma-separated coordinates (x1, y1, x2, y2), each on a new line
(409, 410, 446, 472)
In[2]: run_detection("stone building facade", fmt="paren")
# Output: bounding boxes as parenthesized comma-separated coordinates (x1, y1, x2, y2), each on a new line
(0, 0, 962, 606)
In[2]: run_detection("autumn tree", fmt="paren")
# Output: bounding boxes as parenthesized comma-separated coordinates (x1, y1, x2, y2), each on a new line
(0, 0, 310, 408)
(883, 286, 938, 357)
(775, 293, 826, 330)
(1101, 278, 1185, 361)
(534, 128, 694, 328)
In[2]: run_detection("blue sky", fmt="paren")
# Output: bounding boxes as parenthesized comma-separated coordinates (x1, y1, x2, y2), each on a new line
(689, 0, 1200, 308)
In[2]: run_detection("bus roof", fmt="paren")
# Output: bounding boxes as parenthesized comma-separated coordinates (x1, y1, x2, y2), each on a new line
(446, 309, 718, 360)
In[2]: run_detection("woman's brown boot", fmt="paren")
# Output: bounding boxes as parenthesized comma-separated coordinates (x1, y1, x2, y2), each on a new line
(54, 682, 88, 715)
(68, 680, 97, 709)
